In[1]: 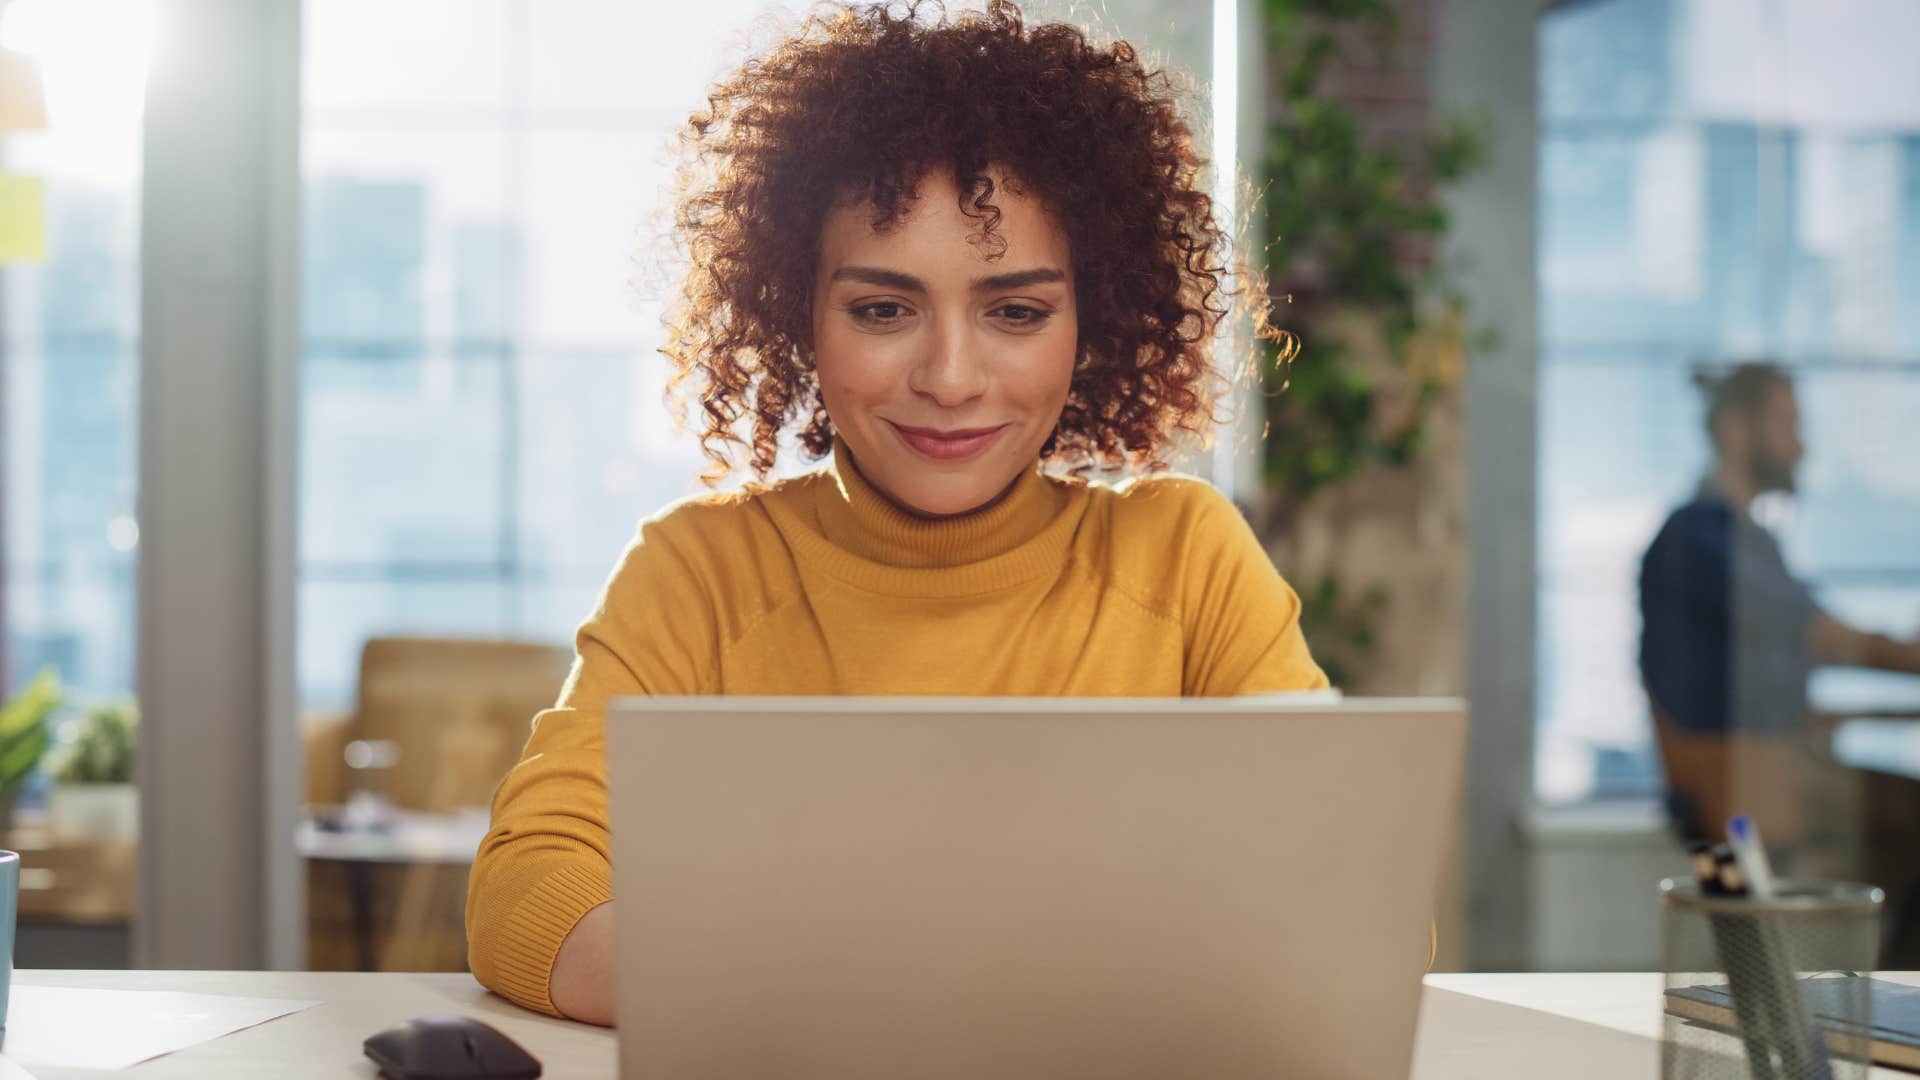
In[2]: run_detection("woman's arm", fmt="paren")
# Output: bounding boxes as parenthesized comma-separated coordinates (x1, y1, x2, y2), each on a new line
(464, 670, 622, 1017)
(1172, 483, 1330, 695)
(466, 516, 720, 1019)
(549, 901, 616, 1025)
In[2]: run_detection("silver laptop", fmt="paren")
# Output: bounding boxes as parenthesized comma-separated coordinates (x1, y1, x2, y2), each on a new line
(606, 695, 1466, 1079)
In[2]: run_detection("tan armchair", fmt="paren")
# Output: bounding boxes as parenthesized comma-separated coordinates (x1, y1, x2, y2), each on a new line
(305, 636, 572, 812)
(303, 636, 571, 972)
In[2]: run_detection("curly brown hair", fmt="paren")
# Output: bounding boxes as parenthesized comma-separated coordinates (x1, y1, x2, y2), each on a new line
(664, 0, 1264, 480)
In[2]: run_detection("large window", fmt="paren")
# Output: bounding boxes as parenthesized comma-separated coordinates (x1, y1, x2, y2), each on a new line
(299, 1, 704, 708)
(1536, 0, 1920, 802)
(0, 0, 150, 702)
(297, 0, 1221, 711)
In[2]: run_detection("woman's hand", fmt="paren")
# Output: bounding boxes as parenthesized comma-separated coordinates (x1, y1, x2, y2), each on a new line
(550, 901, 616, 1026)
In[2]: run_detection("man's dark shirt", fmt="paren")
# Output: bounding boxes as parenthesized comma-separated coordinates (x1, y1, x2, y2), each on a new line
(1638, 484, 1818, 736)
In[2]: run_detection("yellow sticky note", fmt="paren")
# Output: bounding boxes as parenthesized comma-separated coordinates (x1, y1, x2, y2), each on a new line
(0, 174, 48, 262)
(0, 48, 48, 132)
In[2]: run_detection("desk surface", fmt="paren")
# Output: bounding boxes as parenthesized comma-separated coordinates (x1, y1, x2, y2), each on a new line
(1833, 715, 1920, 781)
(293, 809, 488, 865)
(14, 969, 1920, 1078)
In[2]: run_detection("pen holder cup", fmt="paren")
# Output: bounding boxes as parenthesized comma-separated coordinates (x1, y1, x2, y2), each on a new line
(1661, 879, 1884, 1080)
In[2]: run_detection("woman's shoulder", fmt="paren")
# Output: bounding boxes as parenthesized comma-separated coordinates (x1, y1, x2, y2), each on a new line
(639, 471, 825, 540)
(613, 473, 822, 593)
(1077, 469, 1245, 540)
(1069, 470, 1261, 604)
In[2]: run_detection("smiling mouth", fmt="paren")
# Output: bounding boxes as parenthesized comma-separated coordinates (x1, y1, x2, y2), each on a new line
(886, 422, 1009, 461)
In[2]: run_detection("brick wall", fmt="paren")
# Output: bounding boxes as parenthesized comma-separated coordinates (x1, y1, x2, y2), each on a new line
(1306, 0, 1436, 146)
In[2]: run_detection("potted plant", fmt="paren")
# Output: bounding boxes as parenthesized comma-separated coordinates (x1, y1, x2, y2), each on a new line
(49, 700, 138, 842)
(0, 669, 60, 839)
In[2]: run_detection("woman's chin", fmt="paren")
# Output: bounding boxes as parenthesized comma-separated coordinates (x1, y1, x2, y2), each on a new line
(890, 483, 1003, 518)
(844, 432, 1034, 520)
(873, 465, 1021, 519)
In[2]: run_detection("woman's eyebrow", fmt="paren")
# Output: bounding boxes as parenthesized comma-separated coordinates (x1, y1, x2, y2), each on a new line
(973, 267, 1066, 291)
(829, 266, 926, 291)
(828, 266, 1068, 292)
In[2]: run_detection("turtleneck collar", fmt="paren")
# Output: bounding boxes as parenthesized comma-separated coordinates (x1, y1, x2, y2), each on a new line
(814, 437, 1065, 569)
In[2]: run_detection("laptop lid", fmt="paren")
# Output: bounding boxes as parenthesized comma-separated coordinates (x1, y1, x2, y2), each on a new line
(606, 696, 1466, 1079)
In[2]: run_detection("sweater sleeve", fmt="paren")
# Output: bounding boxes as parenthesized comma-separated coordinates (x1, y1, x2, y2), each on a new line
(466, 516, 717, 1015)
(1175, 484, 1330, 697)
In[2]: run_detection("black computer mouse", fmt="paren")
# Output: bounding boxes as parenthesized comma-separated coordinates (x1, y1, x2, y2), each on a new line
(363, 1015, 543, 1080)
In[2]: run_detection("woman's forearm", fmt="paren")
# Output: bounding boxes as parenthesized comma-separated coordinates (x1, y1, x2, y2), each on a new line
(550, 901, 616, 1026)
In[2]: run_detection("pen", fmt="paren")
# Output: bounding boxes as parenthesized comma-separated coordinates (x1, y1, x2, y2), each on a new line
(1694, 843, 1793, 1077)
(1728, 815, 1777, 899)
(1724, 815, 1832, 1080)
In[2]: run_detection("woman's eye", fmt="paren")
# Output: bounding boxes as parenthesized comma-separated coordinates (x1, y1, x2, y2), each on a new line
(851, 301, 909, 324)
(994, 303, 1052, 327)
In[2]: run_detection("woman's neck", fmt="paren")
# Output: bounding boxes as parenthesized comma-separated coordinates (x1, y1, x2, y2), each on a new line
(839, 445, 1027, 522)
(810, 437, 1065, 570)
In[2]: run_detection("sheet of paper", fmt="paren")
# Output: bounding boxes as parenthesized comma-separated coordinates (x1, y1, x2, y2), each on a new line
(0, 49, 48, 131)
(0, 174, 47, 262)
(2, 986, 318, 1071)
(0, 1056, 34, 1079)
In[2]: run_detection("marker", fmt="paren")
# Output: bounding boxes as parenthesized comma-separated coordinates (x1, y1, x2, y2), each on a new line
(1689, 842, 1721, 895)
(1712, 845, 1747, 897)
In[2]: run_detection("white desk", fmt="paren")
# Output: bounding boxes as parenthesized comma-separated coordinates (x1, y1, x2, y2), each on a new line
(1834, 716, 1920, 782)
(10, 971, 608, 1079)
(1416, 972, 1920, 1078)
(11, 969, 1920, 1078)
(294, 810, 490, 971)
(293, 810, 489, 866)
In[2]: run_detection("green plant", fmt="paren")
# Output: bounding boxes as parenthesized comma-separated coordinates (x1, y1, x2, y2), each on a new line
(1257, 0, 1489, 678)
(1294, 574, 1388, 690)
(55, 700, 137, 785)
(0, 668, 60, 792)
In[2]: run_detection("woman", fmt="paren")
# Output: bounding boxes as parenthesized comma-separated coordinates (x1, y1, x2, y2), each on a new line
(467, 0, 1327, 1025)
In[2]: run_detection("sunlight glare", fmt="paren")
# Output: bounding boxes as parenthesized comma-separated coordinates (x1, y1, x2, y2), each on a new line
(0, 0, 154, 129)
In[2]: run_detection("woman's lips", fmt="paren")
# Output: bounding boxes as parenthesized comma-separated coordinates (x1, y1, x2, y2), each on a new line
(888, 422, 1008, 461)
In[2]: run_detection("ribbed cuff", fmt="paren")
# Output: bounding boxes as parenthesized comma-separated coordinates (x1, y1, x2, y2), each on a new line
(481, 861, 613, 1017)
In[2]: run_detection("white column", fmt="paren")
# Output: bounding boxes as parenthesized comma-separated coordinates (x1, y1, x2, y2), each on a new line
(136, 0, 301, 969)
(1208, 0, 1271, 506)
(1433, 0, 1551, 971)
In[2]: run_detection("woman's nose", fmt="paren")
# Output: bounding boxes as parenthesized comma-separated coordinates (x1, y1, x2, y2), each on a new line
(907, 317, 989, 408)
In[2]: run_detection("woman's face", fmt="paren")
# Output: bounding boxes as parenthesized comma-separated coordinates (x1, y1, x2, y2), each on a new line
(810, 170, 1077, 518)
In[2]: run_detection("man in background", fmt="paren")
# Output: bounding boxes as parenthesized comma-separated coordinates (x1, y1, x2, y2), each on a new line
(1639, 363, 1920, 841)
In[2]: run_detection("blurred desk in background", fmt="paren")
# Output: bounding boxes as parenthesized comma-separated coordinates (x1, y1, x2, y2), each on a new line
(1833, 715, 1920, 781)
(5, 822, 135, 922)
(4, 819, 136, 968)
(297, 807, 488, 973)
(1830, 713, 1920, 966)
(295, 806, 488, 865)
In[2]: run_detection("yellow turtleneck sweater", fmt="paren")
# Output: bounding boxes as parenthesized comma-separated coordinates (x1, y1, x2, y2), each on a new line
(466, 446, 1328, 1016)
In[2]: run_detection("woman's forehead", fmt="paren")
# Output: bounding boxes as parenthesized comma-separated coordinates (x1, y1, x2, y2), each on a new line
(817, 170, 1070, 277)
